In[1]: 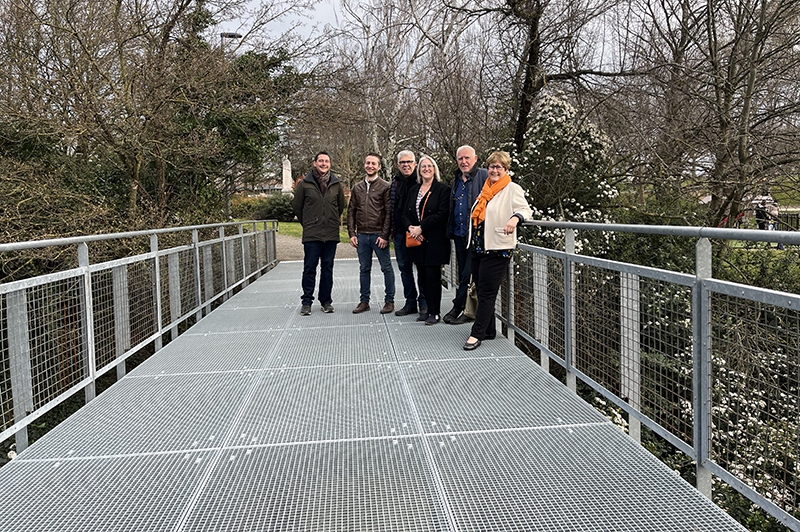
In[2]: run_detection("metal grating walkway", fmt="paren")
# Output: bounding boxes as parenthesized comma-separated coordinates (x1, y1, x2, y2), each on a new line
(0, 259, 745, 531)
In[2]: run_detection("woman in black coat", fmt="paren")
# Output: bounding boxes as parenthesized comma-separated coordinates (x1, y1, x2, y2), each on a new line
(402, 155, 451, 324)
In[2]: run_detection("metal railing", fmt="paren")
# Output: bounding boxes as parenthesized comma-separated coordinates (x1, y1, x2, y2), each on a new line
(468, 221, 798, 531)
(0, 221, 278, 452)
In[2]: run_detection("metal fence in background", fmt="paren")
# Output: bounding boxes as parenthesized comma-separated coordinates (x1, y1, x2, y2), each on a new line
(0, 221, 278, 453)
(484, 222, 800, 531)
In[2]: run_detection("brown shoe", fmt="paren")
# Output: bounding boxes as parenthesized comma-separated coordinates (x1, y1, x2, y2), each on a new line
(352, 302, 370, 314)
(380, 302, 394, 314)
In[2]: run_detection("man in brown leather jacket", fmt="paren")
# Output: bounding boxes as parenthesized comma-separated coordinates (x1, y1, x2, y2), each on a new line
(347, 153, 395, 314)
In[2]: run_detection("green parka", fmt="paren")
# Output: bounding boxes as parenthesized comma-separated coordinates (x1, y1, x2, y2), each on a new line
(292, 171, 345, 243)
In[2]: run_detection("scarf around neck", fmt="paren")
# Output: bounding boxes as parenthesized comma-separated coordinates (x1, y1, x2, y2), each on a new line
(471, 174, 512, 227)
(313, 168, 331, 194)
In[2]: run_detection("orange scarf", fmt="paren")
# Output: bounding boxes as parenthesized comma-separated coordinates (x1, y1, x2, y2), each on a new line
(471, 174, 512, 227)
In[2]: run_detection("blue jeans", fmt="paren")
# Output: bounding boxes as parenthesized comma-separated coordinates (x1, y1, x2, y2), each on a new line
(393, 234, 426, 309)
(301, 241, 338, 306)
(357, 234, 395, 303)
(451, 234, 472, 311)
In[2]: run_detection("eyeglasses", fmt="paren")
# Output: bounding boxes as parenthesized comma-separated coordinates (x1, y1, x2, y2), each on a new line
(488, 164, 505, 170)
(398, 160, 415, 165)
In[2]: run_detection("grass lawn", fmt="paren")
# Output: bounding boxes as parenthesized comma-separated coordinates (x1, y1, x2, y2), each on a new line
(277, 221, 350, 243)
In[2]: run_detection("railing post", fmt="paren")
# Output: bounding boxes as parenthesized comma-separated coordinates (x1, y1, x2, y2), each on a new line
(252, 222, 262, 279)
(533, 253, 550, 371)
(151, 235, 163, 352)
(240, 223, 250, 287)
(620, 272, 641, 444)
(192, 230, 203, 321)
(220, 226, 230, 302)
(506, 254, 515, 344)
(78, 243, 97, 403)
(564, 229, 577, 393)
(8, 289, 33, 452)
(694, 237, 713, 498)
(168, 250, 181, 341)
(112, 265, 131, 380)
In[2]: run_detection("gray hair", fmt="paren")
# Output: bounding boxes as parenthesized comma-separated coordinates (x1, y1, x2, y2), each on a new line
(455, 145, 476, 157)
(396, 150, 416, 163)
(417, 154, 442, 183)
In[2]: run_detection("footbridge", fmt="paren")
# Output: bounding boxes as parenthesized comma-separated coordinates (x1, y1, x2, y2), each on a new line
(0, 221, 797, 531)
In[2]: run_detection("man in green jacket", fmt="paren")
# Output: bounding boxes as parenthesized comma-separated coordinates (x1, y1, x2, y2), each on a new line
(292, 152, 346, 315)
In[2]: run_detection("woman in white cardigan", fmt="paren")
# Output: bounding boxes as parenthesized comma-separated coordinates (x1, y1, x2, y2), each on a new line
(463, 151, 533, 350)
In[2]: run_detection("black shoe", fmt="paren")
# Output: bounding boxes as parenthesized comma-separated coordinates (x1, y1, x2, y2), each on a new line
(451, 314, 474, 325)
(463, 339, 481, 351)
(416, 312, 429, 322)
(442, 308, 461, 324)
(395, 304, 417, 316)
(300, 305, 311, 316)
(424, 314, 440, 325)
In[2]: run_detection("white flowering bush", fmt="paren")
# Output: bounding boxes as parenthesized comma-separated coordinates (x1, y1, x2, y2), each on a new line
(510, 94, 616, 248)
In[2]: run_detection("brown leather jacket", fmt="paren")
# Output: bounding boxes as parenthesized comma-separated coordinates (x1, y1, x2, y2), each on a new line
(347, 177, 392, 240)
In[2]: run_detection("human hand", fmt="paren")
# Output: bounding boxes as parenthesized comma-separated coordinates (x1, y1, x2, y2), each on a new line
(350, 236, 358, 248)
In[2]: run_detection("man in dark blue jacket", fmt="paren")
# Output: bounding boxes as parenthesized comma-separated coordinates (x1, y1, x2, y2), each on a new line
(444, 145, 488, 324)
(390, 150, 427, 316)
(292, 152, 345, 316)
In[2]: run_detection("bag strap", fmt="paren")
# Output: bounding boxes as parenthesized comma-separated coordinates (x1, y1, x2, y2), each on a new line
(419, 191, 431, 221)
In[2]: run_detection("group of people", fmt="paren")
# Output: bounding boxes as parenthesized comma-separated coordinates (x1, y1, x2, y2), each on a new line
(291, 146, 532, 350)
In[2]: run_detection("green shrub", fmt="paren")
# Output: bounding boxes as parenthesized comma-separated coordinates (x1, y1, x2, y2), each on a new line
(253, 193, 295, 222)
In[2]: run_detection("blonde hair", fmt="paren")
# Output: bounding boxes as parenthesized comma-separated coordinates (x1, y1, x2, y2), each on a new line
(417, 155, 441, 182)
(486, 151, 511, 170)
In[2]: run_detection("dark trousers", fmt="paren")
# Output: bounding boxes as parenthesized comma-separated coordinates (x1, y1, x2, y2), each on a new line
(301, 240, 338, 306)
(451, 234, 472, 311)
(469, 252, 510, 340)
(417, 263, 443, 316)
(394, 234, 426, 309)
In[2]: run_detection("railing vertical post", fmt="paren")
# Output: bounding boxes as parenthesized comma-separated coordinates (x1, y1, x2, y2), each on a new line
(151, 235, 163, 352)
(203, 244, 214, 312)
(506, 254, 515, 344)
(564, 229, 577, 392)
(192, 230, 203, 322)
(219, 226, 229, 302)
(533, 253, 550, 371)
(240, 223, 250, 287)
(8, 289, 33, 452)
(694, 237, 713, 498)
(78, 243, 96, 403)
(112, 265, 131, 380)
(168, 250, 181, 341)
(252, 222, 262, 279)
(620, 271, 641, 444)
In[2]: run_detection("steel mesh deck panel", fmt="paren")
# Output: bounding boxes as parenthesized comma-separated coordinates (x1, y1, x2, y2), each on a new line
(185, 439, 448, 532)
(185, 306, 292, 333)
(275, 323, 395, 365)
(0, 451, 214, 532)
(432, 425, 735, 532)
(233, 364, 418, 444)
(19, 372, 256, 459)
(404, 356, 609, 433)
(0, 260, 745, 531)
(128, 331, 284, 376)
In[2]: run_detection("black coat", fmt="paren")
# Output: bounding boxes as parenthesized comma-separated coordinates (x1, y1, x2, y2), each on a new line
(401, 180, 451, 265)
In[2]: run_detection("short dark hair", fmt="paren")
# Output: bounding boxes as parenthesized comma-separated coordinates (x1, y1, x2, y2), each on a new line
(314, 151, 330, 162)
(365, 152, 382, 164)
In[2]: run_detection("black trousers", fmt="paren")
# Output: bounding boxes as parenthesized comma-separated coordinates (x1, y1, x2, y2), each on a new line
(469, 252, 510, 340)
(416, 263, 443, 316)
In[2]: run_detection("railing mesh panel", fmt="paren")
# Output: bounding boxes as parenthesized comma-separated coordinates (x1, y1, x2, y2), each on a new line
(0, 296, 11, 431)
(639, 278, 694, 445)
(178, 249, 198, 315)
(90, 270, 115, 370)
(159, 256, 170, 328)
(27, 279, 86, 409)
(709, 291, 800, 515)
(231, 239, 244, 285)
(128, 260, 156, 347)
(573, 264, 622, 394)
